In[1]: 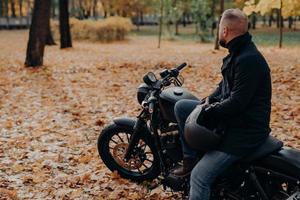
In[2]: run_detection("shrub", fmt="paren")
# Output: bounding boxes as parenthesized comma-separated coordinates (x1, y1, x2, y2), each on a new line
(51, 17, 133, 42)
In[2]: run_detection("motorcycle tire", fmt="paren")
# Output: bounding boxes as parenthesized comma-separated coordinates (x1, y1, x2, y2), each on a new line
(97, 123, 160, 182)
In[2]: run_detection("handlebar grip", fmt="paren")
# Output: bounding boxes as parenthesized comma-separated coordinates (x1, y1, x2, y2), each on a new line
(176, 62, 187, 71)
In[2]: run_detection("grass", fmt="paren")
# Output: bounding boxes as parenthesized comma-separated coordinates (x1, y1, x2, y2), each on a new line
(131, 24, 300, 47)
(250, 28, 300, 46)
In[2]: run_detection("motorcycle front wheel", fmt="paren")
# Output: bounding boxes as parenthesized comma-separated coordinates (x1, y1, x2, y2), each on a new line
(97, 123, 161, 182)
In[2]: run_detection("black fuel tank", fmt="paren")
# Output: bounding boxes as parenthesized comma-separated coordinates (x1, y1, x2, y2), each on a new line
(158, 87, 199, 123)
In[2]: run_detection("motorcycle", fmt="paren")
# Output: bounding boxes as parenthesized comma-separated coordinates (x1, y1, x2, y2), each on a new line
(97, 63, 300, 199)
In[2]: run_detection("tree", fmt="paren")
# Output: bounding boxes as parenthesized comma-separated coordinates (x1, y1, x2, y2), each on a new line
(18, 0, 23, 17)
(0, 0, 3, 17)
(10, 0, 16, 17)
(191, 0, 211, 42)
(214, 0, 224, 50)
(162, 0, 184, 36)
(158, 0, 163, 48)
(279, 0, 283, 48)
(25, 0, 51, 67)
(46, 24, 56, 45)
(92, 0, 98, 17)
(244, 0, 300, 18)
(3, 0, 9, 17)
(59, 0, 72, 48)
(243, 0, 300, 48)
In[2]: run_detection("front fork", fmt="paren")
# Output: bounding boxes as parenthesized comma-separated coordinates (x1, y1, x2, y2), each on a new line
(123, 110, 168, 176)
(123, 114, 146, 161)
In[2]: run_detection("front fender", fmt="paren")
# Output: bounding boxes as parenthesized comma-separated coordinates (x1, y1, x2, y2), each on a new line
(113, 117, 152, 138)
(113, 117, 136, 128)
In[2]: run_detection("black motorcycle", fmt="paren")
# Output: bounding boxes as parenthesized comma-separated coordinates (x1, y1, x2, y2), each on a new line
(97, 63, 300, 199)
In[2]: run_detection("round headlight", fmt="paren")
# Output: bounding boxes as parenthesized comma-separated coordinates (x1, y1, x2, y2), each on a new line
(137, 83, 150, 105)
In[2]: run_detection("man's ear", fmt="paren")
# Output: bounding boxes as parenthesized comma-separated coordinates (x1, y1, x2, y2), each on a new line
(223, 26, 228, 37)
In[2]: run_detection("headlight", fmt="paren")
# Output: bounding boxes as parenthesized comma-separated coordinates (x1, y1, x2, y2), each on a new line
(137, 83, 150, 105)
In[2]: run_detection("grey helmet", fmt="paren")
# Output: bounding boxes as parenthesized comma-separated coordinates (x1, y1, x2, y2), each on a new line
(184, 104, 221, 152)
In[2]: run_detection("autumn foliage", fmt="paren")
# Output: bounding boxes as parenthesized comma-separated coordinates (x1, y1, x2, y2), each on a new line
(51, 17, 133, 42)
(0, 31, 299, 199)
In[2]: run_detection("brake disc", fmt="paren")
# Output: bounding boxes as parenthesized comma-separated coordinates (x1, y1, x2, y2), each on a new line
(112, 143, 143, 170)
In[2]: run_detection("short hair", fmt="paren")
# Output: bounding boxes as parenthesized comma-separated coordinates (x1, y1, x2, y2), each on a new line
(221, 9, 248, 34)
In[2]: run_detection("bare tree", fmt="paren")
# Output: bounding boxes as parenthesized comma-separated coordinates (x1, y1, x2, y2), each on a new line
(59, 0, 72, 48)
(25, 0, 51, 67)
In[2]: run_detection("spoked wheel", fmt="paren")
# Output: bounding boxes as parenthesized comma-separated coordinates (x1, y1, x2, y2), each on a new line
(97, 123, 160, 182)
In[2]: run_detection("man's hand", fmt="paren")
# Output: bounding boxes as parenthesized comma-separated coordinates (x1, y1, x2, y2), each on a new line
(200, 97, 210, 107)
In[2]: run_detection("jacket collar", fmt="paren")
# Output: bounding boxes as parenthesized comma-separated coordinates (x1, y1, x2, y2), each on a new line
(221, 32, 252, 72)
(225, 32, 252, 54)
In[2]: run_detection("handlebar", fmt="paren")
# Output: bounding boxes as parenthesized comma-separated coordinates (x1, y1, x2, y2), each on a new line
(176, 62, 187, 71)
(148, 91, 156, 113)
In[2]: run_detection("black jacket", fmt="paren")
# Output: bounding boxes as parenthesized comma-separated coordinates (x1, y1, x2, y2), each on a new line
(207, 32, 272, 157)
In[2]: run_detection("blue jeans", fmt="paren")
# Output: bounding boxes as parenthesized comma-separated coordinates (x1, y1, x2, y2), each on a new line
(174, 99, 200, 158)
(174, 99, 239, 200)
(189, 151, 238, 200)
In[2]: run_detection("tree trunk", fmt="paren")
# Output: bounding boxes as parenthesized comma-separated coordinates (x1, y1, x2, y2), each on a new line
(18, 0, 23, 17)
(251, 13, 256, 29)
(93, 0, 97, 17)
(268, 13, 273, 27)
(276, 9, 280, 28)
(140, 11, 144, 25)
(0, 0, 3, 17)
(10, 0, 16, 17)
(262, 15, 266, 26)
(59, 0, 72, 48)
(46, 23, 56, 45)
(25, 0, 51, 67)
(279, 0, 283, 48)
(4, 0, 8, 17)
(288, 16, 293, 29)
(26, 0, 30, 28)
(158, 0, 163, 48)
(175, 20, 179, 35)
(182, 12, 186, 27)
(214, 0, 224, 50)
(70, 0, 75, 17)
(211, 0, 216, 36)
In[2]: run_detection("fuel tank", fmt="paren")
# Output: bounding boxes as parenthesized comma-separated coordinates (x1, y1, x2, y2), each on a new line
(159, 87, 199, 123)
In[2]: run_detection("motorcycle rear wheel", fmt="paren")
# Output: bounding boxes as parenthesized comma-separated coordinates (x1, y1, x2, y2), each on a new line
(97, 123, 160, 182)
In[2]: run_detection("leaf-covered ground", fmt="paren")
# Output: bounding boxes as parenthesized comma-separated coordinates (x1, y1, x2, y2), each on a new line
(0, 30, 299, 200)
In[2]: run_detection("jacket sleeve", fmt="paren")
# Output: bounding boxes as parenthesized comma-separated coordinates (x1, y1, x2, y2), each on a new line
(208, 80, 223, 103)
(209, 57, 262, 119)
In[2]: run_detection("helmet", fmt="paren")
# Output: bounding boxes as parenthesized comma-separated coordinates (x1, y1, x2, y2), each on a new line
(184, 105, 221, 152)
(137, 83, 150, 105)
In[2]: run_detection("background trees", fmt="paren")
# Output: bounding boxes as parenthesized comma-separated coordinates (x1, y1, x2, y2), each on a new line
(59, 0, 72, 48)
(24, 0, 51, 67)
(13, 0, 299, 66)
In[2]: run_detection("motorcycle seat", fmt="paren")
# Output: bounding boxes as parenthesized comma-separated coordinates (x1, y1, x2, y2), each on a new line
(240, 135, 283, 163)
(258, 147, 300, 179)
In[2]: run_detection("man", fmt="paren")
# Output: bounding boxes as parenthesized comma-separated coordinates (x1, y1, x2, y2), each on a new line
(173, 8, 272, 200)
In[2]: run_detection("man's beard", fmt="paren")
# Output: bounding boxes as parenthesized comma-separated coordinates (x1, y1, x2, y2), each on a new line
(219, 39, 226, 48)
